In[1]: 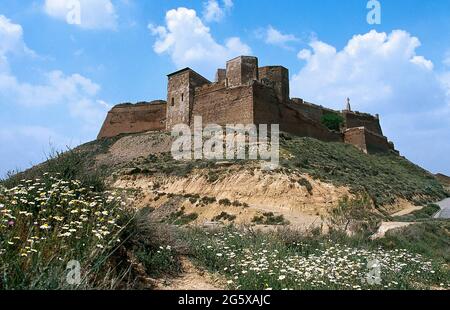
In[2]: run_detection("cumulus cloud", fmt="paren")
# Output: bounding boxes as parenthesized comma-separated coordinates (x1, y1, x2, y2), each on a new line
(149, 7, 251, 78)
(43, 0, 118, 30)
(0, 14, 111, 175)
(291, 30, 444, 111)
(261, 25, 299, 49)
(0, 15, 110, 137)
(291, 29, 450, 174)
(203, 0, 233, 22)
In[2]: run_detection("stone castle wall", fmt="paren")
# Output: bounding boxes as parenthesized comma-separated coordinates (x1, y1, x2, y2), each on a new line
(344, 127, 393, 153)
(259, 66, 289, 103)
(226, 56, 259, 88)
(97, 55, 395, 154)
(253, 83, 342, 142)
(166, 69, 210, 130)
(343, 111, 383, 135)
(97, 101, 166, 139)
(192, 82, 254, 125)
(290, 98, 339, 124)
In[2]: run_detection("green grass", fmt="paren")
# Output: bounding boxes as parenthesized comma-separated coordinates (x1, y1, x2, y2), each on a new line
(0, 175, 181, 289)
(167, 208, 199, 225)
(0, 175, 129, 289)
(375, 221, 450, 263)
(280, 134, 447, 207)
(392, 204, 441, 222)
(184, 226, 450, 290)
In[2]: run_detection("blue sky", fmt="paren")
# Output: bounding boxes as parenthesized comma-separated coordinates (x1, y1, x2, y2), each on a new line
(0, 0, 449, 176)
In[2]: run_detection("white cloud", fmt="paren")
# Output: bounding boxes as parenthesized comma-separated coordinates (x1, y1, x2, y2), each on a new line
(44, 0, 118, 30)
(291, 29, 450, 174)
(263, 25, 299, 48)
(203, 0, 233, 22)
(149, 7, 251, 78)
(291, 30, 442, 112)
(0, 14, 111, 175)
(0, 15, 110, 128)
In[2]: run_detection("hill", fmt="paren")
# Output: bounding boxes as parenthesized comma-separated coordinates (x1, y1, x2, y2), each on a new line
(3, 131, 447, 229)
(1, 130, 449, 290)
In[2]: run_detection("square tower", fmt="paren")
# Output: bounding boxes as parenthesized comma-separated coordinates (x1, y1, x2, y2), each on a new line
(259, 66, 290, 103)
(226, 56, 259, 88)
(166, 68, 210, 130)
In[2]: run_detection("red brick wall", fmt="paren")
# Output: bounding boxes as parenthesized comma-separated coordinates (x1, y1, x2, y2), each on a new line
(226, 56, 259, 88)
(253, 84, 342, 142)
(259, 66, 289, 103)
(343, 111, 383, 135)
(344, 127, 394, 153)
(192, 83, 254, 125)
(166, 70, 210, 130)
(97, 102, 166, 139)
(365, 129, 394, 153)
(344, 127, 367, 153)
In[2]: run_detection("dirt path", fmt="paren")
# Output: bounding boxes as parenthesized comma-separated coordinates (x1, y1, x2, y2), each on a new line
(154, 257, 225, 290)
(371, 222, 415, 239)
(391, 205, 423, 217)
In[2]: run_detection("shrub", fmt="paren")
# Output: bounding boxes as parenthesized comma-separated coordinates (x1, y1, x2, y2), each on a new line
(212, 212, 237, 222)
(321, 113, 344, 131)
(200, 196, 216, 205)
(167, 209, 198, 226)
(219, 198, 232, 206)
(298, 178, 313, 194)
(329, 194, 381, 234)
(252, 212, 289, 225)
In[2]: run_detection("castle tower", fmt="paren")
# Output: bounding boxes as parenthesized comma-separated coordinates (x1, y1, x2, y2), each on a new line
(166, 68, 210, 130)
(259, 66, 290, 103)
(215, 69, 226, 83)
(226, 56, 259, 87)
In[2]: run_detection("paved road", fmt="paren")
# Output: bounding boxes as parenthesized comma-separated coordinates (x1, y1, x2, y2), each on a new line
(434, 198, 450, 219)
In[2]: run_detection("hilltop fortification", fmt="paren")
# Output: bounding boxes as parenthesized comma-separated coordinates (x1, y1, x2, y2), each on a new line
(98, 55, 395, 154)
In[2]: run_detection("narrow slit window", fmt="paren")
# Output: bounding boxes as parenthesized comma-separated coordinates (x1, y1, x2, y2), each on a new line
(181, 93, 184, 102)
(171, 97, 175, 106)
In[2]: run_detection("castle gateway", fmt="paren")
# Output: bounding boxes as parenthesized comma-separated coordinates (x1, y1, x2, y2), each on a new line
(98, 55, 396, 154)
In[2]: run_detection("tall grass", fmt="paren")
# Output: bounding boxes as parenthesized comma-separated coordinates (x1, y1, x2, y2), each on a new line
(0, 175, 133, 289)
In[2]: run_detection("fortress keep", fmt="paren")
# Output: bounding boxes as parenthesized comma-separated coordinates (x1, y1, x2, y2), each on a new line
(98, 56, 396, 154)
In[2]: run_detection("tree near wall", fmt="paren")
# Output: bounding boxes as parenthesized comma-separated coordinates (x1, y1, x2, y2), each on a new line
(321, 112, 344, 131)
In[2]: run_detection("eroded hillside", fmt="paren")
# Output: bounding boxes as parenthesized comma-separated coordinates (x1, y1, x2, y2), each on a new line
(4, 131, 447, 230)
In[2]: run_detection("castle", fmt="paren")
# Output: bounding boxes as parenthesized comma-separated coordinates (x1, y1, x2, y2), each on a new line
(98, 56, 396, 154)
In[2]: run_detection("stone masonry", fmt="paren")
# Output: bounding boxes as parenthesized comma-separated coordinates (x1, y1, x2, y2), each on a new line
(98, 55, 396, 154)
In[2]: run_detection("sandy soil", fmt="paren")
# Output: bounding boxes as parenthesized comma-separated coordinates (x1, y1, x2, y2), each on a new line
(371, 222, 415, 239)
(154, 257, 225, 290)
(112, 167, 351, 230)
(391, 205, 423, 217)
